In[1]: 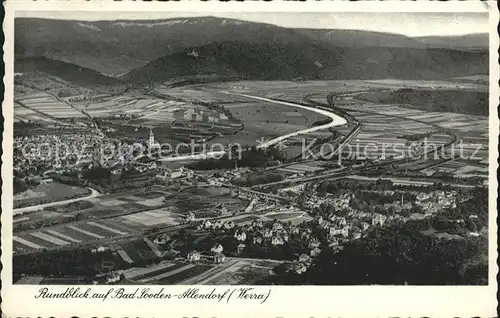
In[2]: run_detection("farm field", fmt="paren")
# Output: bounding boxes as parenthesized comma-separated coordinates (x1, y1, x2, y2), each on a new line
(263, 211, 306, 221)
(13, 190, 169, 225)
(14, 102, 61, 123)
(12, 185, 254, 254)
(421, 159, 489, 180)
(361, 79, 487, 92)
(13, 217, 136, 253)
(116, 239, 159, 264)
(15, 276, 87, 284)
(14, 182, 91, 209)
(336, 95, 489, 180)
(121, 260, 214, 284)
(182, 258, 279, 285)
(91, 98, 182, 121)
(154, 83, 335, 147)
(160, 80, 489, 163)
(15, 92, 83, 119)
(120, 257, 278, 285)
(118, 208, 184, 228)
(164, 186, 249, 215)
(12, 190, 178, 253)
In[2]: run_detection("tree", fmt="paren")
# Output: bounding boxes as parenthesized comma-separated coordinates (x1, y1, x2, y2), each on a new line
(466, 219, 477, 232)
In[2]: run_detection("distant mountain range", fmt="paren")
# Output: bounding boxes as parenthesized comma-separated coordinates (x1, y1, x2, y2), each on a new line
(121, 41, 487, 84)
(414, 33, 488, 51)
(15, 17, 488, 84)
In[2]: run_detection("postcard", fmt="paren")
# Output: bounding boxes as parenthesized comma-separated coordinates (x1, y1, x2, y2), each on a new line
(2, 1, 498, 316)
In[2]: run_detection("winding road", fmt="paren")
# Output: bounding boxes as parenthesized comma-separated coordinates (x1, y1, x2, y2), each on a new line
(14, 187, 102, 215)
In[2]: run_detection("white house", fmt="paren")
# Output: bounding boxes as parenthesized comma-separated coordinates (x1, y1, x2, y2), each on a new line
(187, 251, 201, 262)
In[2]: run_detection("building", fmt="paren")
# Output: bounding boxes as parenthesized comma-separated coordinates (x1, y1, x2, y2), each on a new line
(372, 214, 388, 227)
(271, 236, 284, 246)
(106, 272, 121, 284)
(253, 237, 263, 244)
(203, 220, 213, 229)
(156, 167, 192, 180)
(91, 246, 110, 254)
(310, 247, 322, 257)
(308, 238, 320, 249)
(234, 231, 247, 241)
(214, 252, 226, 264)
(185, 212, 195, 223)
(224, 221, 235, 230)
(329, 226, 349, 238)
(153, 234, 171, 245)
(171, 168, 183, 179)
(212, 220, 224, 229)
(149, 129, 156, 149)
(187, 251, 201, 262)
(294, 262, 308, 274)
(211, 243, 224, 254)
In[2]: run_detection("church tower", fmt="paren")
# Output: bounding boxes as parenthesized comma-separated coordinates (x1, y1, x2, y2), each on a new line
(149, 129, 155, 148)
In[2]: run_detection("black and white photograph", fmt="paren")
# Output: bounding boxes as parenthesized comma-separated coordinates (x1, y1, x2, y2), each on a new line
(8, 7, 494, 290)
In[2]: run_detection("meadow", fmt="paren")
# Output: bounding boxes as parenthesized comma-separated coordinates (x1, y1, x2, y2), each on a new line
(14, 182, 91, 208)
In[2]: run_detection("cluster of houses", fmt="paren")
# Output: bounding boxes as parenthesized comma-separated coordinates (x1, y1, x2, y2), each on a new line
(414, 190, 457, 214)
(184, 217, 325, 274)
(276, 253, 313, 275)
(14, 133, 103, 176)
(186, 243, 226, 264)
(194, 218, 324, 259)
(13, 132, 192, 182)
(155, 167, 194, 180)
(196, 218, 236, 231)
(206, 168, 251, 186)
(299, 185, 461, 248)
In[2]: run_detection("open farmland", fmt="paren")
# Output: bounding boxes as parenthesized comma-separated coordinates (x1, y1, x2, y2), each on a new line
(151, 80, 489, 154)
(121, 260, 214, 284)
(357, 88, 488, 116)
(121, 257, 279, 285)
(14, 104, 57, 123)
(12, 214, 160, 253)
(79, 95, 192, 124)
(15, 90, 84, 119)
(14, 71, 91, 98)
(14, 183, 91, 209)
(361, 79, 487, 91)
(165, 186, 249, 216)
(153, 83, 334, 147)
(12, 190, 182, 253)
(335, 89, 489, 182)
(181, 258, 280, 285)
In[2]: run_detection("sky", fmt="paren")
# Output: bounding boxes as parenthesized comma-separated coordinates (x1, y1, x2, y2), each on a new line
(17, 11, 489, 37)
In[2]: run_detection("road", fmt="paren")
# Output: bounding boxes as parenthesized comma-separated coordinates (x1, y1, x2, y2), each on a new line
(14, 187, 101, 215)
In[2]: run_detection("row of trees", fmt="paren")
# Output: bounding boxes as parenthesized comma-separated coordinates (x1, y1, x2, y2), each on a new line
(187, 147, 285, 170)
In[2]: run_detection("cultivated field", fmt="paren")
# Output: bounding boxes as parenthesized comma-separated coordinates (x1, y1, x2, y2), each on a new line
(12, 190, 176, 253)
(14, 182, 91, 208)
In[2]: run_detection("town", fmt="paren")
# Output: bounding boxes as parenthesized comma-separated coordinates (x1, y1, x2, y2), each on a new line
(12, 14, 490, 287)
